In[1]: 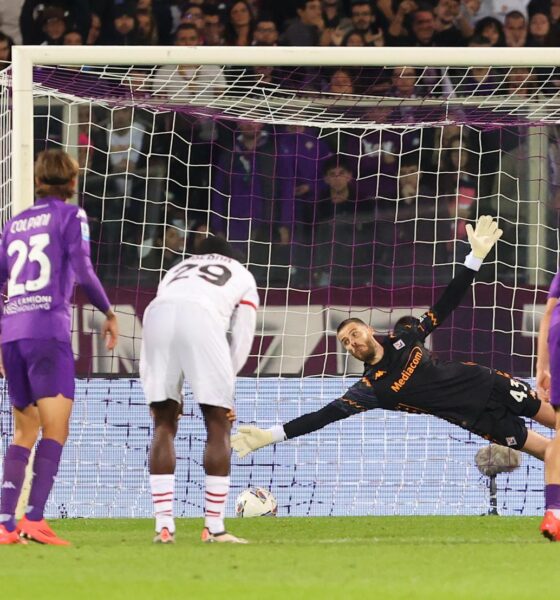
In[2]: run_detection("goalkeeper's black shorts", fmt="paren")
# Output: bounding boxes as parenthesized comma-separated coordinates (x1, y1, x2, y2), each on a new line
(468, 371, 541, 450)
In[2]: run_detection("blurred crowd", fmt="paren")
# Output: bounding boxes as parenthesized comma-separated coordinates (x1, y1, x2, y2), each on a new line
(1, 0, 555, 288)
(1, 0, 559, 52)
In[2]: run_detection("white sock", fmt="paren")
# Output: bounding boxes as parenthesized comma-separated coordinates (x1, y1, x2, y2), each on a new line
(204, 475, 230, 534)
(150, 474, 175, 534)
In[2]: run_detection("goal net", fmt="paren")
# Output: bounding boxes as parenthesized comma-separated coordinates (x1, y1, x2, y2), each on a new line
(1, 46, 557, 518)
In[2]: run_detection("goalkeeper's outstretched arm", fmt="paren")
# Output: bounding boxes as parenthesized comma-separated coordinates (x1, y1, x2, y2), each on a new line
(231, 400, 353, 458)
(414, 215, 502, 341)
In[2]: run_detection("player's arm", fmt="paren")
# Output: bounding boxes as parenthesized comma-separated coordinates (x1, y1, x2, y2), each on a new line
(232, 384, 377, 458)
(0, 238, 9, 372)
(536, 275, 560, 401)
(230, 291, 258, 374)
(415, 215, 502, 341)
(64, 208, 118, 349)
(0, 238, 8, 291)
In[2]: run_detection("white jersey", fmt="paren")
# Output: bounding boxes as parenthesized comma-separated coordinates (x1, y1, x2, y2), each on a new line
(155, 253, 259, 328)
(141, 253, 259, 405)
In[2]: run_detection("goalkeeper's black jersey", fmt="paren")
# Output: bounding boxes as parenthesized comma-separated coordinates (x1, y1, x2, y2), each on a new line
(283, 265, 496, 440)
(341, 265, 494, 427)
(341, 331, 494, 428)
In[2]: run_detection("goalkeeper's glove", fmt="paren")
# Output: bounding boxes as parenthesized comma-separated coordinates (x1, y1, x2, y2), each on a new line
(231, 425, 285, 458)
(464, 215, 503, 271)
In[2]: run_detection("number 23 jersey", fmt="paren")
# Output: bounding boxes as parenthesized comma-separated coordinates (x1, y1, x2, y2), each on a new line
(0, 196, 110, 343)
(155, 253, 259, 330)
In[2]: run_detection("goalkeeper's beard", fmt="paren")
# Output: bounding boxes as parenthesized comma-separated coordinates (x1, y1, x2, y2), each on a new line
(352, 339, 379, 364)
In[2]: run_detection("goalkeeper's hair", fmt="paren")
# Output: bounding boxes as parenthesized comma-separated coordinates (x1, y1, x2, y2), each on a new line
(196, 236, 244, 261)
(337, 317, 368, 334)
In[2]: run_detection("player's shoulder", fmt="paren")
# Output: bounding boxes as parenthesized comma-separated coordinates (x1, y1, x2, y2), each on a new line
(2, 201, 60, 235)
(59, 203, 87, 220)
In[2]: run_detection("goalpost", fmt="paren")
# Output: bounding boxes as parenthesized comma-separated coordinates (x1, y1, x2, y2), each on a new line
(3, 45, 559, 518)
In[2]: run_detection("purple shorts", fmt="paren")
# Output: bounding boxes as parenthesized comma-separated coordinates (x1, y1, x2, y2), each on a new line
(1, 339, 75, 410)
(550, 321, 560, 407)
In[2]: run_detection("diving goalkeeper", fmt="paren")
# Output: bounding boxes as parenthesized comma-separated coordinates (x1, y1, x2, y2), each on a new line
(232, 216, 555, 461)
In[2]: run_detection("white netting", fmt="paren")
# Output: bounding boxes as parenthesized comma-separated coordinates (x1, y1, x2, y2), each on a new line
(1, 53, 559, 516)
(31, 63, 560, 127)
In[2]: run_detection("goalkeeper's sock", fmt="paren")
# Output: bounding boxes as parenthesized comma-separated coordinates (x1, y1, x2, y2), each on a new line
(26, 439, 62, 522)
(0, 445, 31, 532)
(545, 484, 560, 518)
(204, 475, 230, 534)
(150, 474, 175, 534)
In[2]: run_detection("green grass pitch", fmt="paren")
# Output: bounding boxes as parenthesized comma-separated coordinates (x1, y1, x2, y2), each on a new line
(1, 516, 558, 599)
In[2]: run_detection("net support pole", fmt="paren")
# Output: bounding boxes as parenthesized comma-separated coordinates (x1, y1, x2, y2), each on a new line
(527, 126, 548, 286)
(11, 46, 35, 216)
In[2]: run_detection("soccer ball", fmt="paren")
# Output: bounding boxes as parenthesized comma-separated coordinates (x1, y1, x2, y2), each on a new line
(235, 487, 278, 518)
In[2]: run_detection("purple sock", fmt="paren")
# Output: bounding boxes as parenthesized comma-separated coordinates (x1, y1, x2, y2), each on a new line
(0, 445, 31, 532)
(545, 484, 560, 510)
(26, 439, 63, 522)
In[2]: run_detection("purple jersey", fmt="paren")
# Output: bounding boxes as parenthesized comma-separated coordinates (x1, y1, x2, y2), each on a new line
(0, 196, 111, 343)
(548, 271, 560, 406)
(548, 272, 560, 333)
(549, 272, 560, 299)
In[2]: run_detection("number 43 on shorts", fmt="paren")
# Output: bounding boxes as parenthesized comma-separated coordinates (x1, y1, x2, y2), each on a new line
(509, 378, 529, 403)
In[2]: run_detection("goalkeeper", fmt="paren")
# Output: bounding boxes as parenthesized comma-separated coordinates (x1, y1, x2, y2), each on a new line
(233, 216, 555, 461)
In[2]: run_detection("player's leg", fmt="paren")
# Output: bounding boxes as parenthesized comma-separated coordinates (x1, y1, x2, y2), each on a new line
(200, 403, 247, 543)
(0, 406, 39, 544)
(149, 399, 181, 542)
(541, 410, 560, 540)
(540, 330, 560, 540)
(140, 301, 183, 542)
(520, 429, 550, 460)
(16, 393, 73, 546)
(177, 304, 246, 543)
(470, 391, 548, 460)
(531, 400, 556, 429)
(0, 341, 38, 544)
(17, 340, 75, 546)
(13, 405, 40, 521)
(485, 374, 551, 460)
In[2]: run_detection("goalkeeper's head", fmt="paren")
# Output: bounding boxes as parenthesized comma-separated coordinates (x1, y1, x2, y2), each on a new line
(336, 317, 384, 364)
(34, 149, 79, 201)
(196, 236, 244, 262)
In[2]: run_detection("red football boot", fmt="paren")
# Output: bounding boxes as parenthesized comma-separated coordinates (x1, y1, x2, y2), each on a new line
(0, 523, 27, 545)
(541, 511, 560, 542)
(18, 517, 71, 546)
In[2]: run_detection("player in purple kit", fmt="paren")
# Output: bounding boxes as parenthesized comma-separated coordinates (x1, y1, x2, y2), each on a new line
(536, 270, 560, 540)
(0, 149, 118, 545)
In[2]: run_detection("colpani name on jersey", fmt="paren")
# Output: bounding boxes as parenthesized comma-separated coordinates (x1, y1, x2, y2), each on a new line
(10, 213, 51, 234)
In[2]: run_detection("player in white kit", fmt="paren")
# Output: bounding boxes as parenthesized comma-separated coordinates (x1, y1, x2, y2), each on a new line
(140, 237, 258, 543)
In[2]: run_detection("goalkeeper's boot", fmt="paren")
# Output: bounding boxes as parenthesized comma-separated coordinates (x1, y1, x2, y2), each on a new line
(201, 527, 248, 544)
(0, 523, 27, 545)
(18, 516, 71, 546)
(541, 511, 560, 541)
(153, 527, 175, 544)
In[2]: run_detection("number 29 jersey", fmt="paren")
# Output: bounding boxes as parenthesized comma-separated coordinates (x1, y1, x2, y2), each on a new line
(0, 197, 111, 343)
(155, 252, 259, 330)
